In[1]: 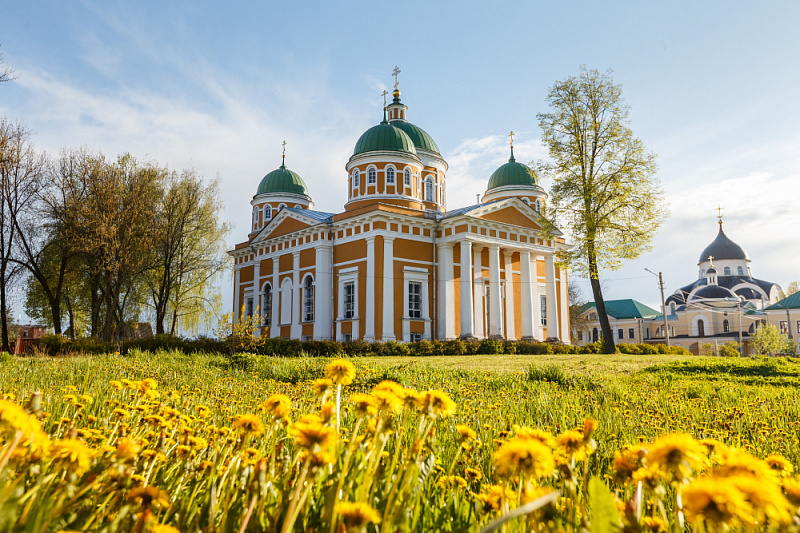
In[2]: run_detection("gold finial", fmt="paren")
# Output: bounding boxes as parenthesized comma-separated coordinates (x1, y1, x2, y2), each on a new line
(392, 66, 401, 90)
(281, 140, 286, 167)
(716, 204, 723, 225)
(509, 130, 515, 149)
(708, 255, 714, 267)
(381, 89, 388, 107)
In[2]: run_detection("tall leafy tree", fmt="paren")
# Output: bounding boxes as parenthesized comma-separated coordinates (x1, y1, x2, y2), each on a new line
(537, 67, 667, 353)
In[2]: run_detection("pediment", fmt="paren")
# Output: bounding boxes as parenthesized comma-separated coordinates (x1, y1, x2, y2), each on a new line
(253, 209, 321, 243)
(457, 198, 559, 234)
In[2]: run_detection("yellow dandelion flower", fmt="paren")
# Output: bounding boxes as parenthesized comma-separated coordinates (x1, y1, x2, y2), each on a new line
(325, 359, 355, 386)
(350, 393, 377, 417)
(782, 477, 800, 506)
(140, 378, 158, 391)
(261, 394, 291, 421)
(290, 414, 336, 451)
(728, 474, 792, 526)
(151, 525, 181, 533)
(313, 378, 333, 398)
(712, 447, 774, 480)
(476, 484, 516, 512)
(51, 439, 94, 475)
(0, 399, 37, 437)
(320, 402, 336, 423)
(112, 408, 130, 419)
(640, 516, 668, 532)
(765, 454, 794, 476)
(437, 475, 468, 489)
(188, 436, 208, 450)
(126, 485, 171, 510)
(683, 476, 753, 528)
(646, 433, 706, 482)
(513, 426, 555, 447)
(196, 405, 211, 418)
(109, 380, 123, 390)
(371, 389, 402, 414)
(582, 418, 598, 438)
(401, 388, 422, 411)
(336, 501, 381, 530)
(555, 430, 595, 461)
(494, 437, 555, 480)
(233, 413, 264, 437)
(465, 467, 482, 481)
(420, 390, 456, 418)
(456, 424, 476, 445)
(115, 437, 141, 460)
(612, 445, 646, 486)
(373, 380, 404, 396)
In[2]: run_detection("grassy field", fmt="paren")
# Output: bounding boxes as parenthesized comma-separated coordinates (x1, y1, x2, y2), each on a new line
(1, 351, 800, 532)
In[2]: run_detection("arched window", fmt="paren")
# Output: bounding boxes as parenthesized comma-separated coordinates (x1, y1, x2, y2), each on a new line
(700, 269, 705, 278)
(723, 319, 730, 333)
(264, 205, 272, 221)
(368, 167, 377, 185)
(535, 199, 542, 212)
(737, 266, 744, 275)
(353, 169, 360, 189)
(425, 178, 434, 202)
(386, 167, 395, 184)
(404, 168, 411, 187)
(303, 275, 314, 322)
(252, 207, 259, 230)
(280, 278, 292, 324)
(669, 302, 676, 315)
(697, 319, 705, 337)
(724, 266, 731, 276)
(263, 284, 272, 325)
(278, 203, 286, 211)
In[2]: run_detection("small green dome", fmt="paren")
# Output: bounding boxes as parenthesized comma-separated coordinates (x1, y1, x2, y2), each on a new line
(353, 122, 417, 156)
(393, 122, 440, 154)
(487, 148, 537, 190)
(256, 164, 309, 196)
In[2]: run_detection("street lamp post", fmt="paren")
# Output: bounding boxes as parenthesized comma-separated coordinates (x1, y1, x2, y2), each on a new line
(645, 268, 671, 347)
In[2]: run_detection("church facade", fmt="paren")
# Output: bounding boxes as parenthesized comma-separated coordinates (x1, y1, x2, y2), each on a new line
(228, 81, 571, 343)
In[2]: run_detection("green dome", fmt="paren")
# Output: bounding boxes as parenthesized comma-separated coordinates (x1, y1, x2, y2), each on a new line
(393, 122, 440, 154)
(487, 149, 537, 190)
(256, 164, 309, 196)
(353, 121, 417, 156)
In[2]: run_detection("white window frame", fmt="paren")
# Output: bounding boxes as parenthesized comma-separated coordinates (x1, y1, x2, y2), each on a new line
(367, 166, 377, 185)
(540, 295, 547, 326)
(404, 168, 411, 188)
(780, 321, 789, 334)
(264, 204, 272, 221)
(337, 267, 359, 320)
(303, 274, 315, 322)
(628, 327, 635, 339)
(402, 266, 430, 341)
(262, 282, 272, 325)
(535, 199, 542, 212)
(252, 207, 259, 230)
(353, 169, 360, 189)
(724, 266, 731, 276)
(425, 178, 434, 202)
(280, 277, 292, 325)
(408, 281, 423, 318)
(737, 266, 744, 275)
(386, 166, 395, 184)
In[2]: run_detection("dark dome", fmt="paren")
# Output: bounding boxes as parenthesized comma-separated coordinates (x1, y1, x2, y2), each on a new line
(392, 122, 439, 154)
(698, 224, 749, 263)
(735, 287, 762, 300)
(354, 122, 417, 156)
(690, 285, 736, 300)
(257, 164, 309, 196)
(707, 267, 717, 275)
(487, 148, 537, 190)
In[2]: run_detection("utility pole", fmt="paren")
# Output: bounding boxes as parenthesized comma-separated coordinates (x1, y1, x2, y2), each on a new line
(645, 268, 670, 347)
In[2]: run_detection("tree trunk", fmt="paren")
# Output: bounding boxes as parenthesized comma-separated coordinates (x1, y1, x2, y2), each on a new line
(587, 243, 615, 354)
(0, 262, 9, 353)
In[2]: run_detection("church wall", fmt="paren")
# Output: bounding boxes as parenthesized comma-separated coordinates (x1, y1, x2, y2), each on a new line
(279, 254, 293, 273)
(300, 249, 315, 269)
(266, 218, 311, 240)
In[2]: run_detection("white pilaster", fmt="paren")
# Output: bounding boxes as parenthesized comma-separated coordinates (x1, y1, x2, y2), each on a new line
(291, 252, 301, 339)
(364, 237, 376, 342)
(382, 237, 396, 341)
(545, 253, 559, 340)
(488, 246, 503, 338)
(559, 263, 570, 344)
(253, 262, 261, 336)
(233, 268, 241, 326)
(271, 258, 280, 335)
(314, 245, 333, 340)
(533, 255, 544, 340)
(437, 242, 455, 340)
(520, 251, 535, 340)
(459, 241, 474, 339)
(503, 251, 516, 340)
(473, 246, 484, 339)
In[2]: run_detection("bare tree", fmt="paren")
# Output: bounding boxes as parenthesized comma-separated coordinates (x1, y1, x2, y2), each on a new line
(0, 43, 15, 84)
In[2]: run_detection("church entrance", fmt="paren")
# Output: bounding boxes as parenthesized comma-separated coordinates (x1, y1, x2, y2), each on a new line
(697, 319, 705, 337)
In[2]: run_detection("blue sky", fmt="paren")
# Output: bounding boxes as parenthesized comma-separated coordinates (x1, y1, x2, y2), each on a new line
(3, 1, 799, 324)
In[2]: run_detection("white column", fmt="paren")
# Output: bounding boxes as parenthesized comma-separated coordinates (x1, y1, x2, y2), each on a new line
(532, 255, 544, 340)
(382, 237, 396, 341)
(364, 237, 376, 342)
(437, 243, 455, 340)
(314, 245, 333, 340)
(473, 246, 484, 339)
(291, 252, 301, 339)
(503, 251, 516, 340)
(459, 241, 474, 338)
(271, 258, 280, 334)
(233, 268, 241, 326)
(559, 264, 570, 344)
(545, 253, 559, 340)
(488, 246, 503, 338)
(422, 277, 432, 340)
(252, 262, 261, 337)
(520, 251, 534, 340)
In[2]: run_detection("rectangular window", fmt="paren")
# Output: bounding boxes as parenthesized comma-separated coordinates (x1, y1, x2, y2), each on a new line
(645, 328, 651, 339)
(408, 282, 422, 318)
(628, 328, 635, 339)
(343, 333, 352, 342)
(410, 333, 423, 342)
(540, 295, 547, 326)
(617, 328, 624, 340)
(304, 285, 314, 322)
(578, 331, 583, 341)
(245, 298, 254, 319)
(797, 321, 800, 334)
(264, 289, 272, 325)
(780, 321, 789, 334)
(343, 282, 355, 319)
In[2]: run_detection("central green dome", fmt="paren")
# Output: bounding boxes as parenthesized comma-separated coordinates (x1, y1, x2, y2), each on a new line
(487, 149, 537, 190)
(392, 122, 439, 154)
(256, 164, 309, 196)
(353, 121, 417, 156)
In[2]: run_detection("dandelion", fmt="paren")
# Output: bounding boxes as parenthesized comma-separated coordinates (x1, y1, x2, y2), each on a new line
(555, 430, 595, 461)
(233, 413, 264, 438)
(350, 393, 377, 417)
(151, 525, 181, 533)
(514, 426, 555, 447)
(115, 437, 141, 460)
(290, 414, 336, 451)
(126, 486, 171, 510)
(728, 474, 792, 526)
(0, 399, 36, 437)
(682, 477, 753, 528)
(712, 447, 774, 480)
(261, 394, 291, 421)
(325, 359, 355, 386)
(312, 378, 333, 399)
(476, 484, 516, 512)
(494, 437, 555, 480)
(646, 433, 706, 482)
(112, 408, 130, 419)
(437, 475, 468, 489)
(782, 477, 800, 506)
(765, 454, 794, 476)
(336, 502, 381, 531)
(456, 424, 476, 444)
(420, 390, 456, 418)
(51, 439, 94, 475)
(141, 378, 158, 391)
(465, 467, 482, 481)
(371, 389, 402, 414)
(640, 516, 668, 532)
(109, 380, 123, 389)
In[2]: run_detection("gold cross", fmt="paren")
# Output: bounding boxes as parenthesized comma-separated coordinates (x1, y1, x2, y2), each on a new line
(708, 255, 714, 267)
(392, 66, 401, 90)
(509, 130, 515, 148)
(282, 140, 286, 164)
(381, 90, 388, 107)
(716, 204, 723, 224)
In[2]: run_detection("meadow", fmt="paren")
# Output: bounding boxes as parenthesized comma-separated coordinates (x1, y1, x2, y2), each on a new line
(1, 350, 800, 532)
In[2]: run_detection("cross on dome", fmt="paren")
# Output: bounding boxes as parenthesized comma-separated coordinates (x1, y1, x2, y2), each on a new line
(716, 204, 724, 225)
(708, 255, 714, 267)
(281, 140, 286, 167)
(381, 89, 388, 107)
(392, 66, 401, 90)
(508, 130, 515, 148)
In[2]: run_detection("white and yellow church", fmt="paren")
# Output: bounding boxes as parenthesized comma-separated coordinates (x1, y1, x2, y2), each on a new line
(228, 76, 571, 343)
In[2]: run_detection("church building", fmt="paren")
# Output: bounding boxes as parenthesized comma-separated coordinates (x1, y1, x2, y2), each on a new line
(228, 75, 571, 343)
